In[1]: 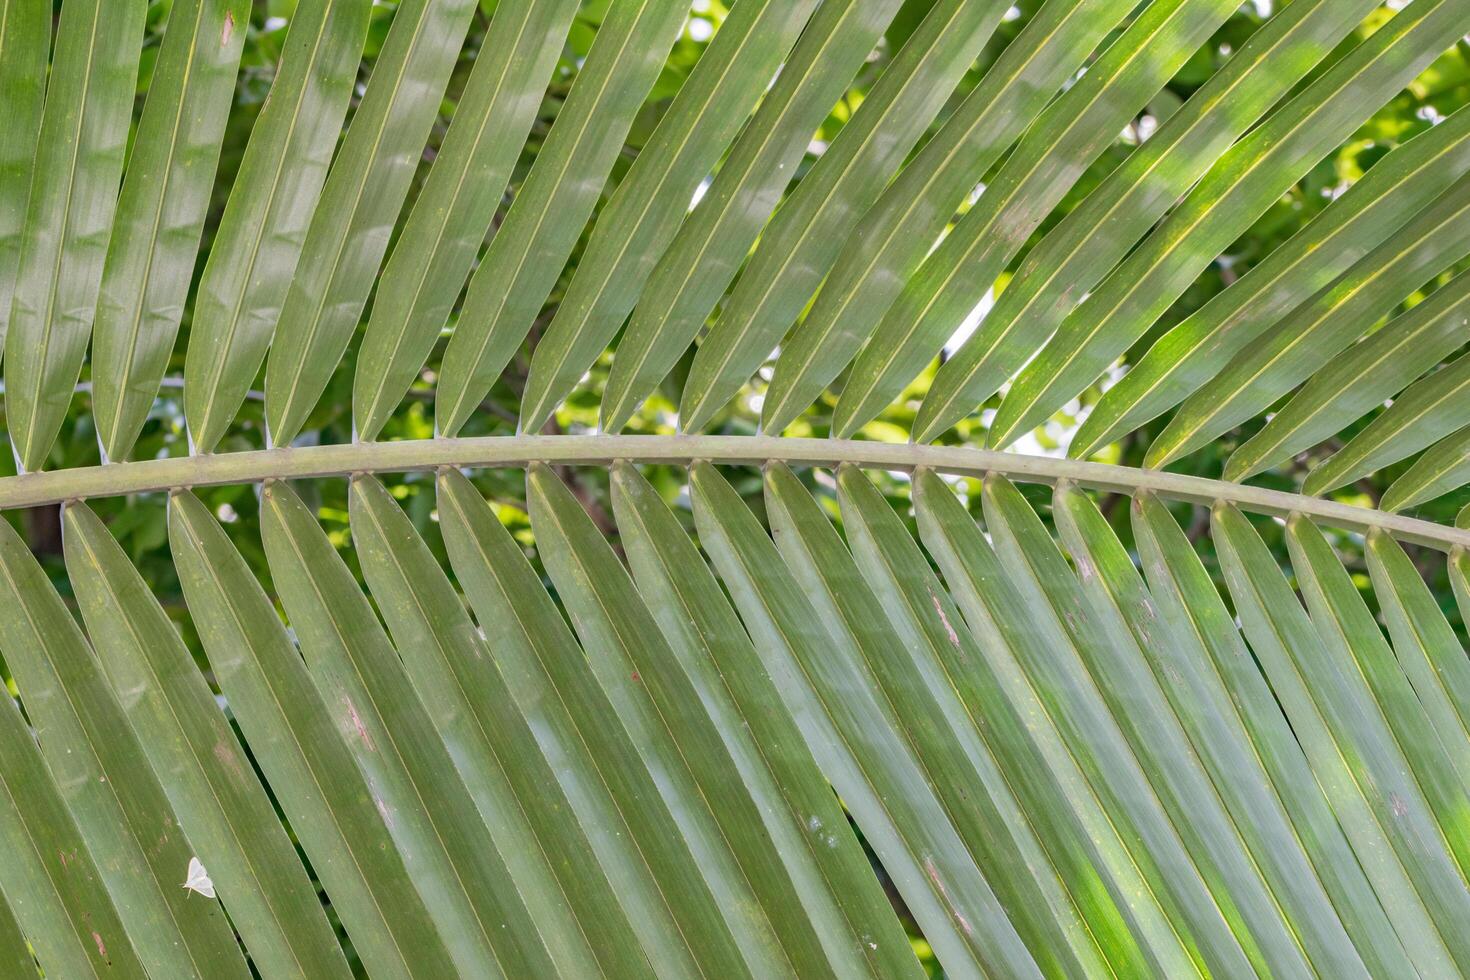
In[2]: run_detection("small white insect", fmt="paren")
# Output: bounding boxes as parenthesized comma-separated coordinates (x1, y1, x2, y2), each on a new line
(182, 857, 215, 899)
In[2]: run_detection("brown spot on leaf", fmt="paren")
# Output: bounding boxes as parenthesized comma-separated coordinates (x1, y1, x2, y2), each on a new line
(213, 739, 244, 779)
(923, 855, 975, 937)
(345, 697, 376, 752)
(931, 592, 959, 647)
(221, 11, 234, 45)
(92, 931, 107, 960)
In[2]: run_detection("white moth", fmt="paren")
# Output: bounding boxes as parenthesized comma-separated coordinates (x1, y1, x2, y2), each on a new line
(182, 857, 215, 899)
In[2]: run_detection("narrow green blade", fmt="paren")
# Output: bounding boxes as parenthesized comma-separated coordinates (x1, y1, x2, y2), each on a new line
(529, 461, 835, 976)
(4, 0, 147, 472)
(1153, 172, 1470, 469)
(610, 461, 921, 978)
(689, 461, 1033, 977)
(0, 0, 48, 346)
(62, 501, 351, 980)
(434, 466, 741, 978)
(353, 0, 580, 441)
(266, 0, 480, 447)
(1213, 503, 1466, 976)
(613, 0, 991, 435)
(0, 520, 250, 979)
(1453, 549, 1470, 644)
(782, 0, 1241, 437)
(435, 0, 687, 437)
(836, 464, 1135, 979)
(1285, 517, 1470, 877)
(680, 0, 1007, 434)
(91, 0, 251, 462)
(1317, 345, 1470, 499)
(1053, 484, 1351, 978)
(762, 462, 1054, 978)
(974, 0, 1465, 451)
(168, 490, 457, 980)
(1131, 495, 1414, 978)
(600, 0, 908, 435)
(184, 2, 369, 452)
(1380, 421, 1470, 512)
(518, 0, 823, 433)
(0, 888, 33, 978)
(0, 689, 144, 979)
(980, 475, 1256, 977)
(1239, 266, 1470, 485)
(1075, 103, 1470, 459)
(848, 0, 1372, 440)
(348, 473, 645, 978)
(1366, 529, 1470, 780)
(750, 0, 1128, 437)
(261, 480, 563, 978)
(913, 469, 1201, 978)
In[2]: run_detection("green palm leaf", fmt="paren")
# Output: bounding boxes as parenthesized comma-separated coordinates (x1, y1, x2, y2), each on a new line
(978, 0, 1466, 451)
(0, 686, 146, 979)
(3, 4, 1470, 975)
(846, 0, 1376, 441)
(262, 479, 553, 977)
(0, 0, 48, 349)
(434, 0, 688, 437)
(353, 0, 583, 442)
(1234, 266, 1470, 485)
(603, 0, 988, 434)
(594, 0, 907, 437)
(169, 488, 460, 978)
(611, 461, 919, 977)
(1152, 171, 1470, 469)
(775, 0, 1238, 437)
(5, 0, 147, 471)
(1215, 503, 1469, 976)
(0, 520, 250, 978)
(183, 1, 369, 453)
(90, 0, 250, 463)
(265, 0, 481, 447)
(1132, 494, 1407, 977)
(62, 500, 351, 978)
(1076, 102, 1470, 460)
(349, 473, 639, 976)
(521, 0, 824, 433)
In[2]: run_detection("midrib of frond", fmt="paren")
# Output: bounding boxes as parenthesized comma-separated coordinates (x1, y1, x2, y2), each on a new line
(1, 435, 1464, 552)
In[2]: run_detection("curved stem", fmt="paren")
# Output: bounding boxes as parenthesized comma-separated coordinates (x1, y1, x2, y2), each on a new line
(2, 434, 1463, 550)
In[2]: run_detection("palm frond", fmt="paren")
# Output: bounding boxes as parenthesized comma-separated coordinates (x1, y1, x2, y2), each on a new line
(1, 1, 1469, 975)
